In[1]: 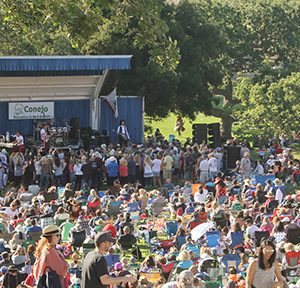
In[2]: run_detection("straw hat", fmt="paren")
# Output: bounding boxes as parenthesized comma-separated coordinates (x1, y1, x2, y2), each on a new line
(244, 152, 250, 157)
(273, 178, 282, 186)
(42, 224, 60, 237)
(265, 191, 274, 198)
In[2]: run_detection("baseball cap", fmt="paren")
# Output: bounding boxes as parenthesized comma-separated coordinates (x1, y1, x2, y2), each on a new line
(94, 232, 116, 246)
(0, 266, 7, 274)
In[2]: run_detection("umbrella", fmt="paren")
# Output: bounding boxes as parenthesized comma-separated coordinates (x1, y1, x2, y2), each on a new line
(191, 221, 214, 241)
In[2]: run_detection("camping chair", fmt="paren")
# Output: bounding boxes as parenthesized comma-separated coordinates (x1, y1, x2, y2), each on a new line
(166, 221, 178, 237)
(151, 199, 166, 216)
(182, 214, 192, 225)
(82, 239, 95, 257)
(284, 251, 300, 268)
(40, 214, 55, 228)
(229, 231, 244, 250)
(175, 236, 186, 250)
(200, 259, 219, 273)
(221, 253, 241, 273)
(206, 231, 221, 248)
(28, 231, 42, 242)
(71, 230, 86, 248)
(105, 254, 120, 270)
(144, 230, 157, 246)
(22, 239, 35, 250)
(205, 267, 223, 288)
(254, 231, 269, 247)
(161, 262, 175, 281)
(107, 201, 123, 218)
(158, 239, 175, 250)
(127, 202, 140, 213)
(140, 270, 162, 283)
(185, 243, 200, 259)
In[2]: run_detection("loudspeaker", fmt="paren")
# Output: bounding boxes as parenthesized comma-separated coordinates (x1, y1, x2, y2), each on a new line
(192, 124, 207, 144)
(70, 117, 80, 140)
(208, 123, 221, 148)
(224, 146, 241, 169)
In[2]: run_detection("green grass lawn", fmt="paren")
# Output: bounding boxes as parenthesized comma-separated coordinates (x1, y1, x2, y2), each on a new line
(145, 113, 220, 142)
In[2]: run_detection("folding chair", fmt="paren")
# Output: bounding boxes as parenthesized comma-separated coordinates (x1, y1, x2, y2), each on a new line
(229, 231, 244, 249)
(28, 231, 42, 242)
(221, 254, 241, 273)
(71, 230, 86, 248)
(107, 201, 122, 218)
(140, 270, 162, 283)
(166, 221, 178, 237)
(144, 230, 157, 245)
(175, 236, 186, 250)
(105, 254, 120, 270)
(189, 221, 201, 230)
(254, 231, 269, 247)
(127, 202, 141, 212)
(205, 267, 223, 288)
(161, 262, 175, 281)
(200, 259, 219, 273)
(82, 240, 95, 258)
(206, 231, 220, 248)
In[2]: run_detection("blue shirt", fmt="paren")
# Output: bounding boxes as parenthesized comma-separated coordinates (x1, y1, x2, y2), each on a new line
(107, 161, 119, 177)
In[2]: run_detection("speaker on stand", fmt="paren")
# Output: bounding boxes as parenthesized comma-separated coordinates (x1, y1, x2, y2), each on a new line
(69, 117, 80, 144)
(224, 146, 241, 170)
(192, 124, 207, 144)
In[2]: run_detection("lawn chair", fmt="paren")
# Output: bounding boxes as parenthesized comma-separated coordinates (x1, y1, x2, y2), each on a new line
(175, 236, 186, 250)
(189, 221, 201, 230)
(140, 270, 162, 283)
(151, 198, 166, 216)
(82, 239, 95, 258)
(28, 231, 42, 242)
(166, 221, 178, 237)
(107, 201, 122, 218)
(254, 231, 269, 247)
(200, 259, 219, 273)
(206, 231, 220, 248)
(127, 202, 140, 212)
(144, 230, 157, 246)
(205, 267, 223, 288)
(161, 262, 175, 281)
(71, 230, 86, 248)
(105, 254, 120, 270)
(221, 253, 241, 273)
(229, 231, 244, 250)
(182, 214, 192, 225)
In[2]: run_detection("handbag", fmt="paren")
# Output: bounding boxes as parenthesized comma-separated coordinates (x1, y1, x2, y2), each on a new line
(36, 267, 62, 288)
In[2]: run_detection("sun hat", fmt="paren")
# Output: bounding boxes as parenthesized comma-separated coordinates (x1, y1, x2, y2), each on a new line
(94, 231, 116, 246)
(214, 177, 223, 184)
(265, 191, 274, 198)
(273, 178, 282, 186)
(177, 270, 194, 288)
(42, 224, 60, 237)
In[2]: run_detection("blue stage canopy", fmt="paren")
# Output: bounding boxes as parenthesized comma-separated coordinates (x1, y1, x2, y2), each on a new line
(0, 55, 132, 76)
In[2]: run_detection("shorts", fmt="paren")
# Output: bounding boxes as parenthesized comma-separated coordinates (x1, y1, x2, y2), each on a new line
(153, 171, 160, 177)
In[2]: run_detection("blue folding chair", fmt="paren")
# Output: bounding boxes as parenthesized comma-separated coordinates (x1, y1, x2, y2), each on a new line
(98, 191, 106, 198)
(221, 253, 241, 273)
(105, 254, 120, 270)
(206, 231, 220, 248)
(175, 236, 186, 250)
(127, 202, 141, 212)
(166, 221, 178, 237)
(255, 174, 275, 185)
(229, 232, 244, 249)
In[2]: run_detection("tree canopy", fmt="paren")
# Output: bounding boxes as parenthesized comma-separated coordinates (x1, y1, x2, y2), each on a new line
(0, 0, 299, 138)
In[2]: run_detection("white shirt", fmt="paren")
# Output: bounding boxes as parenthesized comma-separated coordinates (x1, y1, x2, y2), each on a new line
(74, 163, 83, 175)
(194, 189, 208, 203)
(199, 159, 209, 171)
(275, 188, 283, 204)
(40, 128, 47, 141)
(4, 207, 18, 218)
(246, 224, 259, 238)
(208, 157, 218, 172)
(152, 159, 162, 173)
(15, 135, 24, 146)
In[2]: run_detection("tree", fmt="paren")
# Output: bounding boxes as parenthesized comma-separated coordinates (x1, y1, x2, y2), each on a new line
(233, 72, 300, 141)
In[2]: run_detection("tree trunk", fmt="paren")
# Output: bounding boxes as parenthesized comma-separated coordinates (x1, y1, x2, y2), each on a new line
(220, 114, 234, 139)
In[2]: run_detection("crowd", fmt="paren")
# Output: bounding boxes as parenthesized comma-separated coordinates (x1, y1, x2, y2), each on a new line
(0, 129, 299, 288)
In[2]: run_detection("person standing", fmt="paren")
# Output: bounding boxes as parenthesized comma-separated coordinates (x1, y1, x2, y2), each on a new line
(13, 131, 25, 153)
(240, 152, 252, 179)
(117, 120, 130, 147)
(199, 155, 209, 184)
(81, 231, 136, 288)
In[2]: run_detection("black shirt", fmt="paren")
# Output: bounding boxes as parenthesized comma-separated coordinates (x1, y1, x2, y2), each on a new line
(81, 250, 109, 288)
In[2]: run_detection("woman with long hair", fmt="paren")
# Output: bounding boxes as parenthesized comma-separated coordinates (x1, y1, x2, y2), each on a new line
(246, 239, 283, 288)
(33, 225, 68, 287)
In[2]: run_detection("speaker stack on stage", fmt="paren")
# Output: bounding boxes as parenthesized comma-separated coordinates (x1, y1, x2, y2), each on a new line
(69, 117, 80, 145)
(192, 124, 208, 144)
(224, 146, 241, 169)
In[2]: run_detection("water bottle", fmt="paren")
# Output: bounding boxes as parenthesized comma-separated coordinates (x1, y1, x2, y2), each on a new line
(5, 132, 9, 142)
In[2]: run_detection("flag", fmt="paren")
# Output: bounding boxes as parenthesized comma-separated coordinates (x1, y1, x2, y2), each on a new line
(104, 88, 118, 118)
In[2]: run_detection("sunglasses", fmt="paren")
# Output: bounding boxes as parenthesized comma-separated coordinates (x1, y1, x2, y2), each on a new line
(263, 248, 275, 253)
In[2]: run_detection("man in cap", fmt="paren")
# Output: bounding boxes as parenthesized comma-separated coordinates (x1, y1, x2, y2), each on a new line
(81, 231, 135, 288)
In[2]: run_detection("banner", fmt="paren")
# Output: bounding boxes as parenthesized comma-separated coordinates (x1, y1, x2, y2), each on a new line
(9, 102, 54, 120)
(104, 88, 118, 118)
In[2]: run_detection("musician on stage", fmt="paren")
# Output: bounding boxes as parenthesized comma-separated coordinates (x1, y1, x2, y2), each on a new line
(117, 120, 130, 147)
(13, 130, 25, 153)
(40, 123, 50, 152)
